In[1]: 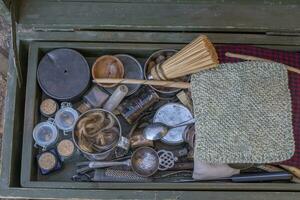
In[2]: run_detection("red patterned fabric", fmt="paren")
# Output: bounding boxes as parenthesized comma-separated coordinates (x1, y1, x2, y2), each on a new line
(216, 45, 300, 167)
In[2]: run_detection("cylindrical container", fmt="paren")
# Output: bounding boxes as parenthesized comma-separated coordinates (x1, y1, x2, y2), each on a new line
(54, 102, 79, 135)
(33, 119, 59, 150)
(183, 125, 195, 148)
(37, 48, 90, 101)
(144, 49, 189, 97)
(56, 139, 76, 161)
(40, 98, 58, 117)
(105, 54, 143, 96)
(92, 55, 124, 88)
(72, 109, 130, 161)
(103, 85, 128, 111)
(37, 149, 62, 175)
(153, 103, 193, 145)
(117, 87, 159, 124)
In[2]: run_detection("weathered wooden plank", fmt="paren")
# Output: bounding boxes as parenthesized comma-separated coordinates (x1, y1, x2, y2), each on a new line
(18, 0, 300, 32)
(1, 188, 300, 200)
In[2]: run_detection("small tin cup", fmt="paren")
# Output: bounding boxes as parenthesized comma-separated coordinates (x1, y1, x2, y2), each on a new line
(40, 98, 58, 117)
(33, 118, 59, 151)
(55, 102, 79, 135)
(56, 139, 76, 161)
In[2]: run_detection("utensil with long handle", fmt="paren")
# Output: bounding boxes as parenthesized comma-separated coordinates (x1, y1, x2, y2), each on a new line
(93, 78, 191, 89)
(225, 52, 300, 75)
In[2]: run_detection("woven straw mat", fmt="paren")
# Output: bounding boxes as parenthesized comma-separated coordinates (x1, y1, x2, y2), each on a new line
(191, 61, 294, 164)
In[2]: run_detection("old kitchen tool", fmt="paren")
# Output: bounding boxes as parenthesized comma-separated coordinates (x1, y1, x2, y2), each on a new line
(144, 49, 188, 96)
(54, 102, 79, 135)
(130, 128, 154, 149)
(88, 147, 159, 177)
(37, 149, 62, 175)
(33, 119, 59, 150)
(93, 78, 190, 89)
(37, 48, 90, 101)
(103, 85, 128, 111)
(153, 103, 193, 145)
(117, 86, 159, 124)
(177, 172, 292, 183)
(225, 52, 300, 74)
(92, 169, 152, 182)
(157, 150, 178, 171)
(143, 118, 195, 141)
(104, 54, 143, 96)
(57, 139, 76, 161)
(92, 55, 124, 88)
(150, 35, 218, 80)
(73, 109, 129, 160)
(40, 98, 58, 118)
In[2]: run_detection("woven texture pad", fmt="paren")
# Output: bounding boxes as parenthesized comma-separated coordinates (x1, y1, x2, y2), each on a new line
(191, 61, 294, 164)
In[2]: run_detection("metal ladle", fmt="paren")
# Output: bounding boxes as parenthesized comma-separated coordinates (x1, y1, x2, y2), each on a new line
(143, 118, 195, 141)
(88, 147, 159, 177)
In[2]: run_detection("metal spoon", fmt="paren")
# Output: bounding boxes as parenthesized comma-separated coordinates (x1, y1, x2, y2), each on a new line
(143, 118, 195, 140)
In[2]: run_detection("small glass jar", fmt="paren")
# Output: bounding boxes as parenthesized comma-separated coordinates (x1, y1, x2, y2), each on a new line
(33, 118, 58, 150)
(54, 102, 79, 135)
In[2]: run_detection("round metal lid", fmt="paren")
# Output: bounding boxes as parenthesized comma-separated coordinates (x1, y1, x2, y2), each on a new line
(153, 103, 193, 145)
(105, 54, 143, 96)
(33, 121, 58, 148)
(37, 49, 90, 101)
(54, 107, 79, 132)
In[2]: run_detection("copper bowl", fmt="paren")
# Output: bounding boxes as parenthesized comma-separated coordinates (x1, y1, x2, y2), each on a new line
(92, 55, 124, 88)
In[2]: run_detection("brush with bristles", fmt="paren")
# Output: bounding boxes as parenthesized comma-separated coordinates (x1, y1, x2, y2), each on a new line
(150, 35, 219, 80)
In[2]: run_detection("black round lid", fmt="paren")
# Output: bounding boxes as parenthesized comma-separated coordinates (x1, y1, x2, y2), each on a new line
(37, 49, 90, 101)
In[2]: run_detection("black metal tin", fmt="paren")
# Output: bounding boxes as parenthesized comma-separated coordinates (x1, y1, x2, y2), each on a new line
(37, 48, 90, 101)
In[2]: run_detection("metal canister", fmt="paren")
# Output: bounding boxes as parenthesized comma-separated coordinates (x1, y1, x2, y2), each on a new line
(144, 49, 189, 97)
(117, 87, 159, 124)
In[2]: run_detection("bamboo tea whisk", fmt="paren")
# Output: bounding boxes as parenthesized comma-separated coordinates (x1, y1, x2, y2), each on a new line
(150, 35, 219, 80)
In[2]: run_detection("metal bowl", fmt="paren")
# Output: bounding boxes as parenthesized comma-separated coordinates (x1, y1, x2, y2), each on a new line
(131, 147, 159, 177)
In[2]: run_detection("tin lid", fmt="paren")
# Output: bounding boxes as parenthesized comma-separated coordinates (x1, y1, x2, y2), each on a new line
(153, 103, 193, 145)
(33, 121, 58, 148)
(40, 98, 58, 117)
(54, 106, 79, 133)
(38, 152, 57, 170)
(57, 139, 75, 157)
(37, 49, 90, 101)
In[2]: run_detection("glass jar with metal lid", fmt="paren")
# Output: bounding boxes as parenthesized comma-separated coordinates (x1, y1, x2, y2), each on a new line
(33, 118, 59, 150)
(54, 102, 79, 135)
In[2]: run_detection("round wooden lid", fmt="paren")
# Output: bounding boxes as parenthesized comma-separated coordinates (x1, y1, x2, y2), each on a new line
(38, 152, 57, 170)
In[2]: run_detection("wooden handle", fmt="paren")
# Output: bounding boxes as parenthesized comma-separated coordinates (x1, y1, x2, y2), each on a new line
(93, 78, 191, 89)
(279, 165, 300, 179)
(225, 52, 300, 75)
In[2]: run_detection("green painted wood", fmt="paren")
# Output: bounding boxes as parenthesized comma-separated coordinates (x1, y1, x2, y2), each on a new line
(18, 0, 300, 32)
(1, 189, 299, 200)
(20, 41, 300, 192)
(16, 31, 300, 46)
